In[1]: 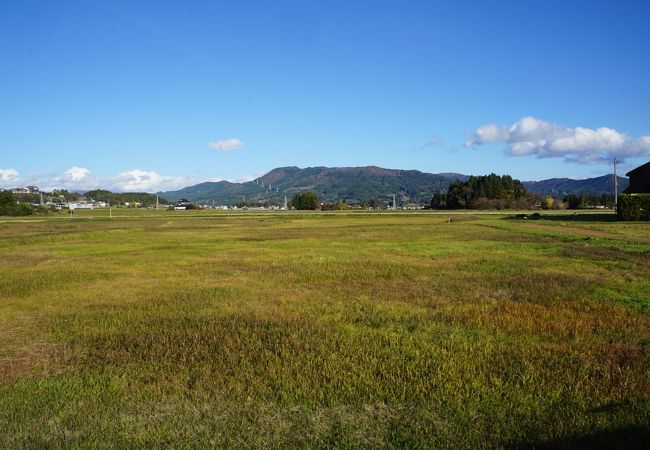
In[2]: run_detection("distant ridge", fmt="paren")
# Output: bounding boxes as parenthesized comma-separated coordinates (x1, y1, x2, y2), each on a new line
(523, 174, 628, 197)
(157, 166, 626, 205)
(158, 166, 467, 204)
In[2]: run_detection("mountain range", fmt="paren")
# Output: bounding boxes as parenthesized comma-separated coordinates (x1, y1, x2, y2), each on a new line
(157, 166, 627, 205)
(523, 174, 627, 197)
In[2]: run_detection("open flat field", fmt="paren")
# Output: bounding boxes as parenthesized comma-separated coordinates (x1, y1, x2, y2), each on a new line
(1, 212, 649, 448)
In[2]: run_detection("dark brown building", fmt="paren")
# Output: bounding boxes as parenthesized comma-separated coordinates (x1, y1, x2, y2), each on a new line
(624, 161, 650, 194)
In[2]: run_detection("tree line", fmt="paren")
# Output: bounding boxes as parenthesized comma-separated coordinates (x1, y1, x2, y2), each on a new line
(84, 190, 167, 206)
(563, 193, 615, 209)
(430, 174, 619, 210)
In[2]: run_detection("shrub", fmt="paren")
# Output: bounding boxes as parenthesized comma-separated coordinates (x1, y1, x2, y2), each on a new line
(617, 194, 650, 220)
(321, 201, 349, 211)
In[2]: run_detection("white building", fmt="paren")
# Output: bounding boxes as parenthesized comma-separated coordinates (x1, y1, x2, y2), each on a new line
(68, 202, 94, 210)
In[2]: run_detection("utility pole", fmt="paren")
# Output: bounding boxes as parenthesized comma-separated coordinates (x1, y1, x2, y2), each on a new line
(392, 194, 397, 210)
(614, 157, 618, 211)
(156, 195, 159, 210)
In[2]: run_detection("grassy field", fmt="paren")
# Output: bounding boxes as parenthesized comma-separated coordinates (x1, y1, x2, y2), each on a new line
(1, 212, 649, 448)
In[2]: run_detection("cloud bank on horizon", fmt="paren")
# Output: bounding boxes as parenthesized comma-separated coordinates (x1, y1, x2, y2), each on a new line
(0, 166, 259, 193)
(466, 116, 650, 164)
(0, 138, 251, 191)
(0, 167, 196, 193)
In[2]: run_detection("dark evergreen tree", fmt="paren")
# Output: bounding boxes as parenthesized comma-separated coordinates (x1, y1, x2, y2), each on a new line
(430, 192, 447, 209)
(291, 192, 320, 210)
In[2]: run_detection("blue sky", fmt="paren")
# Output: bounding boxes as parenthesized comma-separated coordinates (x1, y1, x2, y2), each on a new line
(1, 0, 650, 192)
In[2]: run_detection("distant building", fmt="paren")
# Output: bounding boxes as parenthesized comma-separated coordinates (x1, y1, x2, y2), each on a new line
(624, 161, 650, 194)
(68, 202, 94, 210)
(174, 199, 191, 210)
(11, 186, 39, 194)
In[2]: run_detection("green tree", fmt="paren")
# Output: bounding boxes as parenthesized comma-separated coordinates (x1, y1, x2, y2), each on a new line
(436, 174, 529, 210)
(0, 190, 32, 216)
(430, 192, 447, 209)
(291, 192, 320, 210)
(542, 197, 554, 210)
(0, 190, 14, 206)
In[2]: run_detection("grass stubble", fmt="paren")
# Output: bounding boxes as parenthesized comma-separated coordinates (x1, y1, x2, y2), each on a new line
(0, 213, 648, 448)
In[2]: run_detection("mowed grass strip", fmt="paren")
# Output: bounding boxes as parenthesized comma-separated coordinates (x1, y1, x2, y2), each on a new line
(0, 214, 649, 448)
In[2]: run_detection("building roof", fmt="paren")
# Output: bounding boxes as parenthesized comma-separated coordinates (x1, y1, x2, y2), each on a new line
(626, 160, 650, 177)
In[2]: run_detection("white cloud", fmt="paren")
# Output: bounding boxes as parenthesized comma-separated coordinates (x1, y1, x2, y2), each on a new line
(209, 138, 244, 152)
(234, 175, 257, 183)
(0, 168, 20, 186)
(108, 170, 192, 192)
(2, 166, 259, 193)
(466, 116, 650, 164)
(207, 174, 258, 183)
(64, 166, 92, 181)
(6, 167, 196, 193)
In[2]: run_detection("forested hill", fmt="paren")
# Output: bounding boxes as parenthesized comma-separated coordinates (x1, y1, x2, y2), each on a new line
(523, 175, 628, 197)
(158, 166, 468, 204)
(84, 190, 167, 206)
(157, 166, 626, 205)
